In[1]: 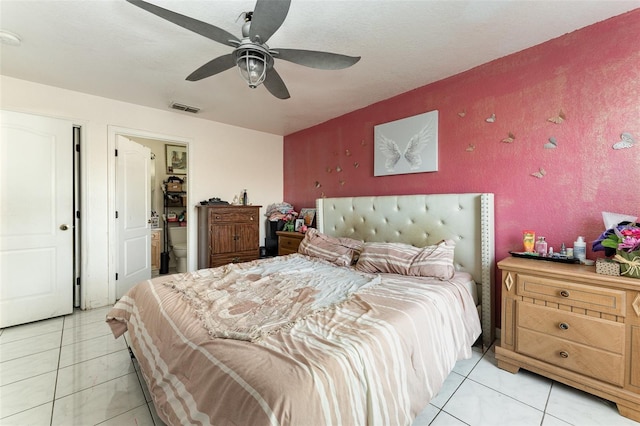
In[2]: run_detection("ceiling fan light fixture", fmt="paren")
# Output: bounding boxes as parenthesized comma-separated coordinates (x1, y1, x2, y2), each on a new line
(235, 46, 272, 89)
(126, 0, 359, 100)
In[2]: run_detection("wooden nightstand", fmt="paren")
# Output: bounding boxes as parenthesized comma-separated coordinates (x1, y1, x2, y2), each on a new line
(276, 231, 305, 256)
(495, 256, 640, 422)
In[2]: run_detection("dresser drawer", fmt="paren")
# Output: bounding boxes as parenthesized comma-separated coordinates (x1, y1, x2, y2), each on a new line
(279, 236, 301, 255)
(516, 274, 626, 315)
(517, 302, 624, 354)
(277, 231, 304, 256)
(210, 251, 259, 267)
(209, 209, 258, 223)
(517, 328, 625, 386)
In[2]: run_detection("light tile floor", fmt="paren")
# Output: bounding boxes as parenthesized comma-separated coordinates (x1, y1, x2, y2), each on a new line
(1, 306, 639, 425)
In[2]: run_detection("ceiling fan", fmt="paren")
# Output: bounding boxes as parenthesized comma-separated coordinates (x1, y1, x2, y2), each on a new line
(126, 0, 361, 99)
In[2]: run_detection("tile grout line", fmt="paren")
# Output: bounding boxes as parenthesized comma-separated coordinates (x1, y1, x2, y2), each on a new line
(95, 402, 153, 426)
(430, 344, 486, 425)
(539, 381, 555, 426)
(49, 315, 67, 426)
(53, 307, 149, 425)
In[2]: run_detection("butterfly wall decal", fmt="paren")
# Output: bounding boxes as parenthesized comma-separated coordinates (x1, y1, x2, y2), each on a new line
(501, 132, 515, 143)
(531, 168, 547, 178)
(547, 110, 566, 124)
(612, 132, 635, 150)
(485, 113, 496, 123)
(544, 137, 558, 149)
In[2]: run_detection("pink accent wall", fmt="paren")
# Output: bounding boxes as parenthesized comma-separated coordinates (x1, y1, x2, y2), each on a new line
(283, 10, 640, 323)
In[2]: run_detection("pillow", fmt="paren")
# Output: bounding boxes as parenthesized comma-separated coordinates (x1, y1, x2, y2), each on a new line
(297, 228, 364, 267)
(355, 240, 456, 279)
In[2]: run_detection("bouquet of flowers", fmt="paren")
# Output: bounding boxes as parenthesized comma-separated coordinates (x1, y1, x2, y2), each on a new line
(282, 210, 299, 232)
(593, 221, 640, 278)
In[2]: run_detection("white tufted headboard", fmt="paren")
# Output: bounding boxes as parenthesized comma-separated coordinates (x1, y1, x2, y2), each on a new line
(316, 193, 495, 348)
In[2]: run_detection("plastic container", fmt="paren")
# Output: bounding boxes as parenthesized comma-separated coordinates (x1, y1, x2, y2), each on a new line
(523, 230, 536, 252)
(574, 236, 587, 263)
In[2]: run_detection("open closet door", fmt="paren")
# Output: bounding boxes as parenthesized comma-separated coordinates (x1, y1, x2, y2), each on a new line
(116, 135, 151, 299)
(0, 110, 74, 328)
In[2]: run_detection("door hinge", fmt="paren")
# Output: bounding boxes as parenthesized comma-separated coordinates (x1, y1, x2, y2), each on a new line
(75, 144, 80, 153)
(115, 211, 119, 219)
(76, 211, 80, 219)
(115, 149, 118, 156)
(76, 277, 80, 287)
(115, 273, 119, 280)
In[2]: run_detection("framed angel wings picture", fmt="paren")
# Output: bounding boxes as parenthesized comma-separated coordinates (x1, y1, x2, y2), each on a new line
(374, 110, 439, 176)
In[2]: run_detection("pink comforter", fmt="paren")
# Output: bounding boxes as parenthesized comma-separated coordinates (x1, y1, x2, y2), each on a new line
(106, 255, 480, 426)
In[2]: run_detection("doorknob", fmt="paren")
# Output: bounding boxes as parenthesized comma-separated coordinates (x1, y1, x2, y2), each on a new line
(60, 224, 69, 230)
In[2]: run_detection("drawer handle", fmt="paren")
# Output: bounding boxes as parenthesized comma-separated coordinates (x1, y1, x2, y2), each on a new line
(559, 322, 570, 331)
(559, 290, 570, 298)
(559, 351, 569, 358)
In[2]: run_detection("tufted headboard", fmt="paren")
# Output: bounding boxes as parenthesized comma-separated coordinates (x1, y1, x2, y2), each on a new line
(316, 193, 495, 347)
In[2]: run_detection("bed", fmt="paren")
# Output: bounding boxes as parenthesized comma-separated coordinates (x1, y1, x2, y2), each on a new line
(107, 193, 495, 425)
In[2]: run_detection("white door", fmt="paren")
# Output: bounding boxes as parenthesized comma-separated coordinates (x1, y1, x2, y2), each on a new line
(0, 110, 74, 328)
(116, 135, 151, 298)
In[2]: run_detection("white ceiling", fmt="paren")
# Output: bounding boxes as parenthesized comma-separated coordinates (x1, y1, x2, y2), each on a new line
(1, 1, 639, 136)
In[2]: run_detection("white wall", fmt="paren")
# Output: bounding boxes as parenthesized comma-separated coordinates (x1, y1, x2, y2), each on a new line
(0, 76, 283, 310)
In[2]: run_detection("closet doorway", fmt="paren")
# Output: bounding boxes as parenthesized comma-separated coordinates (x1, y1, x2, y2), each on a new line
(108, 127, 190, 302)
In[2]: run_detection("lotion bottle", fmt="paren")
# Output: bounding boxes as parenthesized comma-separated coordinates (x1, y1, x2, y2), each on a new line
(535, 236, 548, 256)
(574, 236, 587, 263)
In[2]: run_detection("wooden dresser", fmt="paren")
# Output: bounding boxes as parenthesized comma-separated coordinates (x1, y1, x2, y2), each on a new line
(196, 205, 261, 268)
(496, 256, 640, 422)
(276, 231, 304, 255)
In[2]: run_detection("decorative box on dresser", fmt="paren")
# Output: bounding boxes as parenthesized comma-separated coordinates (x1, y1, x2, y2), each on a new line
(495, 256, 640, 422)
(276, 231, 304, 255)
(196, 205, 261, 268)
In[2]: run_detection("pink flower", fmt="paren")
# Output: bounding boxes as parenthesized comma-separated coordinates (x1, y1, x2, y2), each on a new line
(619, 236, 640, 251)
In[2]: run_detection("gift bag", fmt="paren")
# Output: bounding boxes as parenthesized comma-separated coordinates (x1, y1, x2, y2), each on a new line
(614, 250, 640, 279)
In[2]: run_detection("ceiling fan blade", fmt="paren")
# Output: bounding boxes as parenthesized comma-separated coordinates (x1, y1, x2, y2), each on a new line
(249, 0, 291, 44)
(274, 48, 361, 70)
(126, 0, 239, 47)
(263, 68, 290, 99)
(186, 54, 236, 81)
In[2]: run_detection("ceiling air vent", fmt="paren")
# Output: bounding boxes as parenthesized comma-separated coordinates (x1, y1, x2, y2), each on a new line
(170, 102, 200, 114)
